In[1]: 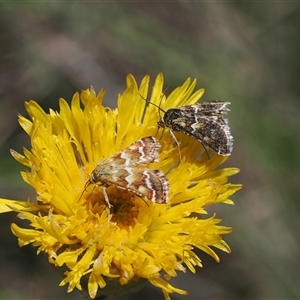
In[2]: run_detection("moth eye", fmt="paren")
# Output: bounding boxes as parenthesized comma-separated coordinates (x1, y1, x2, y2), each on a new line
(90, 175, 96, 183)
(158, 119, 165, 127)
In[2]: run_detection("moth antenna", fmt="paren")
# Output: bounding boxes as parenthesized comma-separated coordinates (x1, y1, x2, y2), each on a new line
(157, 85, 171, 119)
(203, 145, 211, 160)
(137, 196, 149, 207)
(139, 94, 167, 114)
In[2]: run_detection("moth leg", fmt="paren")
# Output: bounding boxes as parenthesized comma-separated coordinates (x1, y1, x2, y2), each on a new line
(203, 145, 211, 160)
(102, 186, 113, 221)
(102, 186, 113, 209)
(155, 125, 162, 140)
(169, 129, 182, 161)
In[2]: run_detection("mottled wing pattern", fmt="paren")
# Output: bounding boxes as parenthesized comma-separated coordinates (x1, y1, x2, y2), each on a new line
(102, 136, 160, 167)
(191, 101, 230, 115)
(87, 136, 169, 204)
(159, 101, 233, 156)
(93, 166, 169, 204)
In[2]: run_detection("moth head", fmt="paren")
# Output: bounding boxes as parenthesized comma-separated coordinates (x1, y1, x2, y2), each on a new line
(157, 118, 166, 128)
(88, 172, 96, 184)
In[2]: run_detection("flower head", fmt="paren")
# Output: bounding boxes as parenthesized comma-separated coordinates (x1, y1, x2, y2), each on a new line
(0, 74, 242, 299)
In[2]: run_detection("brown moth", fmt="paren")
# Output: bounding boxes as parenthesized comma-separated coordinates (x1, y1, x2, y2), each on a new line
(82, 136, 169, 209)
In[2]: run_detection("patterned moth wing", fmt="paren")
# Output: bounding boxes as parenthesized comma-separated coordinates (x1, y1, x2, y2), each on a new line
(85, 136, 169, 206)
(157, 101, 233, 156)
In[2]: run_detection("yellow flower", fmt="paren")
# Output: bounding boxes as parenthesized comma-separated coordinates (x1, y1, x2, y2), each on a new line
(0, 73, 242, 299)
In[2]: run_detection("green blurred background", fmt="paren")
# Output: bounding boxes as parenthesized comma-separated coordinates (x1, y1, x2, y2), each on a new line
(1, 2, 300, 299)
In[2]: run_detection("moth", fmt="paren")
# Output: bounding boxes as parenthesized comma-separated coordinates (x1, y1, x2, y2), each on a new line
(144, 98, 233, 157)
(82, 136, 169, 209)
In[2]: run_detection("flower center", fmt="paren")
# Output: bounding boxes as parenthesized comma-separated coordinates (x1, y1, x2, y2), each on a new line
(85, 186, 142, 227)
